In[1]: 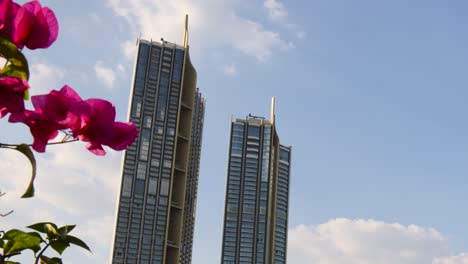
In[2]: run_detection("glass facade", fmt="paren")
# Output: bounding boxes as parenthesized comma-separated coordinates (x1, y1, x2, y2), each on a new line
(221, 117, 291, 264)
(111, 39, 204, 264)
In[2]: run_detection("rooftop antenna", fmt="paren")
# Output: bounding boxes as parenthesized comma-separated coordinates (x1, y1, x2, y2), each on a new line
(136, 32, 142, 45)
(270, 96, 275, 125)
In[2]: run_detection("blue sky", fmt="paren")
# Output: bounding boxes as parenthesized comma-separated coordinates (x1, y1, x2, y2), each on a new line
(1, 0, 468, 263)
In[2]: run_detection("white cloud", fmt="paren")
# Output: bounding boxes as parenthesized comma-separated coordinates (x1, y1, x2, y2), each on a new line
(0, 142, 121, 217)
(264, 0, 287, 21)
(223, 63, 237, 76)
(106, 0, 290, 62)
(76, 215, 116, 248)
(288, 218, 454, 264)
(433, 254, 468, 264)
(94, 61, 116, 89)
(29, 63, 66, 95)
(121, 40, 137, 60)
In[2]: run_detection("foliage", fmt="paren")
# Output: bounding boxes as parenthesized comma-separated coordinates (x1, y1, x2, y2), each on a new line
(0, 222, 91, 264)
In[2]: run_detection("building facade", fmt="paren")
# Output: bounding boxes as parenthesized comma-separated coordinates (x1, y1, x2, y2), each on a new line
(111, 18, 205, 264)
(180, 90, 205, 264)
(221, 100, 291, 264)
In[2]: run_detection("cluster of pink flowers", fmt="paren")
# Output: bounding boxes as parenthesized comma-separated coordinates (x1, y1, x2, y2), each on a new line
(0, 0, 138, 155)
(10, 86, 138, 155)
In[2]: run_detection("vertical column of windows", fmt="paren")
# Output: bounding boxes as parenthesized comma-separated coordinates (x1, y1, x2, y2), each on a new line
(222, 124, 244, 263)
(273, 148, 290, 263)
(255, 125, 271, 263)
(117, 43, 150, 263)
(135, 44, 164, 262)
(149, 46, 172, 260)
(239, 125, 260, 263)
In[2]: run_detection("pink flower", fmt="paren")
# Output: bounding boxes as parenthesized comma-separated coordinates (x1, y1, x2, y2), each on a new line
(105, 121, 138, 151)
(8, 85, 82, 152)
(13, 0, 58, 49)
(74, 99, 138, 156)
(10, 109, 63, 152)
(0, 0, 20, 38)
(0, 76, 29, 118)
(0, 0, 58, 49)
(9, 84, 138, 154)
(31, 85, 83, 129)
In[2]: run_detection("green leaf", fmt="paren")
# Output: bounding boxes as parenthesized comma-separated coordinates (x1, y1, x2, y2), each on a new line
(45, 223, 61, 240)
(58, 225, 76, 237)
(28, 222, 59, 239)
(2, 229, 41, 254)
(40, 256, 63, 264)
(5, 261, 21, 264)
(0, 35, 29, 81)
(13, 144, 36, 198)
(27, 222, 49, 234)
(67, 235, 91, 252)
(50, 239, 69, 255)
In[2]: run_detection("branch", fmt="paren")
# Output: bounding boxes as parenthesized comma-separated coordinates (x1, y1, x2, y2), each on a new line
(0, 210, 13, 217)
(34, 242, 50, 264)
(0, 191, 13, 217)
(0, 138, 78, 149)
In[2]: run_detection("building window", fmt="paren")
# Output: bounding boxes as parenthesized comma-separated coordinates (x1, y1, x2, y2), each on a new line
(135, 179, 145, 195)
(139, 129, 150, 161)
(248, 126, 260, 138)
(160, 179, 169, 196)
(137, 163, 147, 179)
(148, 178, 158, 195)
(122, 175, 132, 197)
(167, 127, 175, 136)
(163, 160, 172, 168)
(151, 158, 160, 167)
(144, 115, 152, 128)
(132, 97, 142, 118)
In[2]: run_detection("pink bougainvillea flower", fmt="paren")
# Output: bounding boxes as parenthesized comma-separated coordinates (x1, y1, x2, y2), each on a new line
(104, 121, 138, 151)
(0, 0, 20, 39)
(74, 98, 138, 156)
(13, 0, 58, 49)
(8, 85, 82, 152)
(8, 82, 138, 154)
(0, 76, 29, 118)
(31, 85, 83, 130)
(9, 109, 63, 152)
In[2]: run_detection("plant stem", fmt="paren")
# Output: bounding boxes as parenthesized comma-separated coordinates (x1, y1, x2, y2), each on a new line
(0, 210, 13, 217)
(0, 138, 79, 149)
(34, 242, 50, 264)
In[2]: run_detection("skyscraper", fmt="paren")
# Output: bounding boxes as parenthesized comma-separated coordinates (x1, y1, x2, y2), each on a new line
(221, 99, 292, 264)
(110, 16, 205, 264)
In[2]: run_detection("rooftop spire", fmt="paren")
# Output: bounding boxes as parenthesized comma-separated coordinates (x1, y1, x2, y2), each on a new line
(183, 14, 189, 48)
(270, 96, 275, 125)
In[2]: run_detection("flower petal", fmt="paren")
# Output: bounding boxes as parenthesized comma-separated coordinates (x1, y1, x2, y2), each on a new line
(86, 142, 106, 156)
(11, 0, 58, 49)
(0, 76, 29, 118)
(105, 122, 138, 151)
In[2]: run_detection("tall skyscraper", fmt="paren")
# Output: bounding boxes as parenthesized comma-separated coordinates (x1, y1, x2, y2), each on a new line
(221, 99, 292, 264)
(110, 16, 205, 264)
